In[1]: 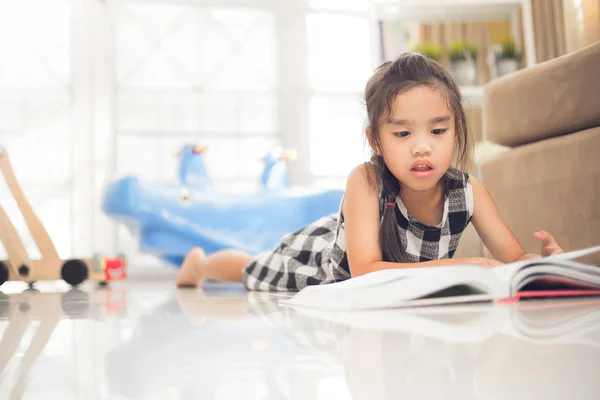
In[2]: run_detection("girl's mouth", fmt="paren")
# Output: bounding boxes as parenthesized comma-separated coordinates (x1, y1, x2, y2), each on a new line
(411, 165, 433, 172)
(411, 165, 434, 178)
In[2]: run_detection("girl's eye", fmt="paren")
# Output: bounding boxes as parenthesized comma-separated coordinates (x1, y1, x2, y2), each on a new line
(395, 131, 410, 137)
(431, 129, 447, 135)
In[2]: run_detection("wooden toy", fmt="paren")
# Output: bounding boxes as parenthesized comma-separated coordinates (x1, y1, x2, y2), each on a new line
(0, 146, 126, 288)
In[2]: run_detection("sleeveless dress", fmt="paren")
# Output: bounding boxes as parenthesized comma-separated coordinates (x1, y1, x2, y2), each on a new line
(242, 167, 474, 292)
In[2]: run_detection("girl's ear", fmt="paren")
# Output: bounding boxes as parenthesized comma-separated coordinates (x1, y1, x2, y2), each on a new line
(366, 126, 382, 155)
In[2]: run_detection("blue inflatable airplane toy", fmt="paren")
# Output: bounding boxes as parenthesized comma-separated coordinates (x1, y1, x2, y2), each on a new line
(102, 145, 343, 267)
(176, 144, 211, 187)
(176, 144, 293, 189)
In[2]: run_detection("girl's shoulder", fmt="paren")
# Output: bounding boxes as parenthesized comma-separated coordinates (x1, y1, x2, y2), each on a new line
(346, 162, 379, 193)
(444, 167, 474, 218)
(444, 167, 472, 190)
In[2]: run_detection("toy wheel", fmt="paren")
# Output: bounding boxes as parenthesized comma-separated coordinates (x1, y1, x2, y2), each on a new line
(0, 261, 8, 287)
(61, 259, 89, 286)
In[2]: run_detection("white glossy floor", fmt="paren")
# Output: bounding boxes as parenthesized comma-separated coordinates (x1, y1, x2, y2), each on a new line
(1, 279, 600, 400)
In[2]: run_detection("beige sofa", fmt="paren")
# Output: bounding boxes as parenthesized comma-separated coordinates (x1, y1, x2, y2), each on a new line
(475, 41, 600, 256)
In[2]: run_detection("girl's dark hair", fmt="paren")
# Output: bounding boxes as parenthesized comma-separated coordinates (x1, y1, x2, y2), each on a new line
(364, 52, 471, 262)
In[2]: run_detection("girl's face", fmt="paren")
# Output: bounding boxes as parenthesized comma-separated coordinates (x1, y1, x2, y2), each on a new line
(375, 85, 457, 192)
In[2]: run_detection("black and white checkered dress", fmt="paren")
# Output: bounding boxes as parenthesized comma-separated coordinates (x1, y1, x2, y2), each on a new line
(242, 167, 474, 292)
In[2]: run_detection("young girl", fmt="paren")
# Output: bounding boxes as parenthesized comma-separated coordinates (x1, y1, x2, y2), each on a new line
(176, 52, 564, 291)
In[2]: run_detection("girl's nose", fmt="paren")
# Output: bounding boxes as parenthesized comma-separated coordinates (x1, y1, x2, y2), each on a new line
(411, 135, 432, 156)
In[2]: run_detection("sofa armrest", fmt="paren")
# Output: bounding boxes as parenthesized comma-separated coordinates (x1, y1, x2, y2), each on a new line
(483, 41, 600, 147)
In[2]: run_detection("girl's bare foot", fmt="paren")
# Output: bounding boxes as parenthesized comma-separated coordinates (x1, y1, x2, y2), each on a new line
(175, 248, 206, 287)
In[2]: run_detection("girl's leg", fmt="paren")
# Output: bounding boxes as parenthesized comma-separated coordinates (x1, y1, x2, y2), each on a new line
(175, 247, 252, 287)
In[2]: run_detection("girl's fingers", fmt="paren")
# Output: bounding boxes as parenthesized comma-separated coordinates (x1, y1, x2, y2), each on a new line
(534, 230, 557, 247)
(534, 231, 565, 256)
(543, 244, 564, 256)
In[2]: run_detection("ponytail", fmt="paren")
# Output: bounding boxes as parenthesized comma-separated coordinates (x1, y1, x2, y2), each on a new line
(371, 156, 405, 262)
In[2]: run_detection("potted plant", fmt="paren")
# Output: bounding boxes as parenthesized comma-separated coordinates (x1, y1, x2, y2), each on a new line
(448, 41, 478, 86)
(496, 39, 521, 76)
(414, 42, 442, 62)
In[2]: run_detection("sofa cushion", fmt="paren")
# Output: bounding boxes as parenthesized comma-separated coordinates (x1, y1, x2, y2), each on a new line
(483, 41, 600, 147)
(478, 126, 600, 254)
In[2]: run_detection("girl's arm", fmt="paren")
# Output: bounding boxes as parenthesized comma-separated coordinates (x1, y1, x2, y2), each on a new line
(342, 164, 502, 278)
(470, 176, 564, 263)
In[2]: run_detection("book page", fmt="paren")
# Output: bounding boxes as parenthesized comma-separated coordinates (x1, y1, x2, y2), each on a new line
(295, 267, 434, 294)
(284, 266, 503, 311)
(489, 259, 530, 286)
(547, 244, 600, 265)
(490, 245, 600, 296)
(283, 248, 600, 311)
(512, 265, 600, 291)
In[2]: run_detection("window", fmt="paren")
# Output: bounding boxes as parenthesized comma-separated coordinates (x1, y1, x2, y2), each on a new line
(0, 0, 376, 268)
(306, 12, 373, 181)
(308, 0, 370, 12)
(0, 0, 72, 259)
(112, 2, 281, 267)
(309, 96, 369, 176)
(114, 3, 280, 182)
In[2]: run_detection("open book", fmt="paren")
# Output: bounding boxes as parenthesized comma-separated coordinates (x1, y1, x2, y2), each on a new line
(283, 245, 600, 311)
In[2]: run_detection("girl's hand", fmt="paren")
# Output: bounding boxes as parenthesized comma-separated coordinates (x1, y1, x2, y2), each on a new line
(453, 257, 503, 267)
(470, 257, 503, 267)
(533, 231, 564, 257)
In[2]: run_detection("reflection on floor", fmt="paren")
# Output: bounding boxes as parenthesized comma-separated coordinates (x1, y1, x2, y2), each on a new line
(1, 279, 600, 399)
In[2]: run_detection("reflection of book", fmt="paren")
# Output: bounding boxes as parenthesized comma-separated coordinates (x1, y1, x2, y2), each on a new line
(501, 299, 600, 347)
(290, 298, 600, 347)
(284, 245, 600, 311)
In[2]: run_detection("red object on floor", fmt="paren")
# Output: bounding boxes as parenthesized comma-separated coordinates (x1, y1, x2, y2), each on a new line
(104, 257, 126, 281)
